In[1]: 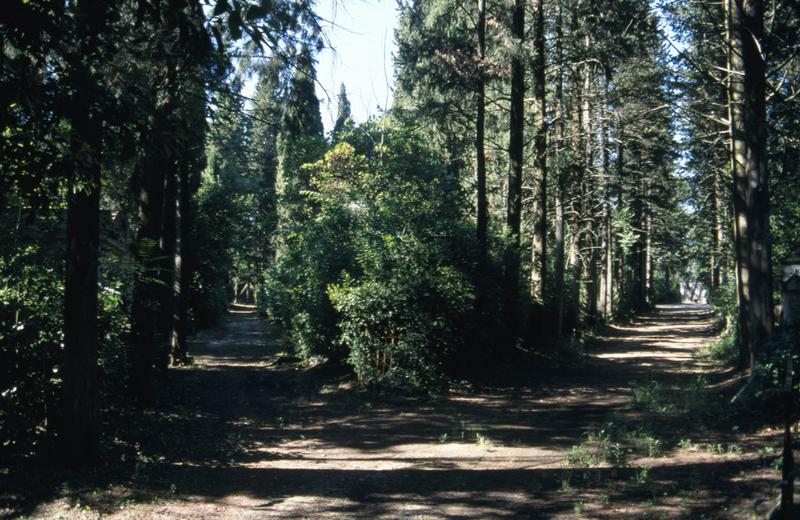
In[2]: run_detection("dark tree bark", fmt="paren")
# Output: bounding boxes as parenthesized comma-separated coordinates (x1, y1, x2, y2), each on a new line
(58, 0, 104, 465)
(475, 0, 488, 298)
(156, 163, 178, 374)
(553, 0, 566, 338)
(505, 0, 525, 336)
(727, 0, 772, 368)
(128, 99, 171, 405)
(530, 0, 547, 301)
(173, 157, 193, 364)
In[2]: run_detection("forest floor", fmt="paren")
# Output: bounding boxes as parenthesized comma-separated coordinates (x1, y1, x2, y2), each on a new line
(1, 304, 789, 519)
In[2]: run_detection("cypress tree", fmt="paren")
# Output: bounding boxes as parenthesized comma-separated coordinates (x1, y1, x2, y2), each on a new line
(275, 46, 324, 250)
(332, 83, 353, 140)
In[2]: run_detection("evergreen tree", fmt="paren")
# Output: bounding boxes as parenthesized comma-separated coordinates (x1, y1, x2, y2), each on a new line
(249, 58, 286, 280)
(274, 46, 325, 250)
(332, 83, 353, 139)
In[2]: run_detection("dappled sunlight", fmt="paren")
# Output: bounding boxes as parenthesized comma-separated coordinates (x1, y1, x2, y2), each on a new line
(3, 304, 783, 519)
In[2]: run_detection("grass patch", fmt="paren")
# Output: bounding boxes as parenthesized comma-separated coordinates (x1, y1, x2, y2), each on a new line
(702, 327, 738, 365)
(630, 377, 723, 420)
(563, 421, 667, 469)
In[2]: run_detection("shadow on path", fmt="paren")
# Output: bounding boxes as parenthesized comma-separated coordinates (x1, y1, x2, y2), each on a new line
(0, 304, 780, 519)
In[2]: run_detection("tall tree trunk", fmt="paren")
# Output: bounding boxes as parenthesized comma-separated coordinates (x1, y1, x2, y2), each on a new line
(129, 95, 172, 405)
(601, 68, 613, 318)
(553, 0, 566, 338)
(156, 163, 178, 374)
(727, 0, 772, 368)
(530, 0, 547, 301)
(712, 168, 723, 289)
(505, 0, 525, 338)
(173, 157, 192, 364)
(726, 0, 750, 367)
(615, 118, 626, 307)
(632, 147, 646, 311)
(59, 0, 103, 462)
(475, 0, 488, 315)
(645, 192, 653, 306)
(581, 45, 597, 325)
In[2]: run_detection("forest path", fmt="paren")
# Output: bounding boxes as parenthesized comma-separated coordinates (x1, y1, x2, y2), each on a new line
(9, 304, 780, 519)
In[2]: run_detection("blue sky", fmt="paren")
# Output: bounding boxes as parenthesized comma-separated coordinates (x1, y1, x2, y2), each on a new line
(315, 0, 399, 133)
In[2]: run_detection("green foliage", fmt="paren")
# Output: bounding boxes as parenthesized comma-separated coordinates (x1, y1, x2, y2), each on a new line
(651, 276, 681, 304)
(745, 327, 800, 409)
(193, 181, 238, 326)
(0, 221, 64, 460)
(631, 377, 721, 419)
(0, 214, 129, 460)
(332, 83, 353, 140)
(267, 124, 475, 388)
(704, 282, 739, 365)
(708, 282, 737, 321)
(705, 328, 738, 366)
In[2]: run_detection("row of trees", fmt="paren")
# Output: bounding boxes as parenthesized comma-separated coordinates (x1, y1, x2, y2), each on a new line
(250, 0, 690, 387)
(1, 0, 320, 464)
(671, 0, 800, 367)
(2, 0, 798, 466)
(393, 0, 685, 345)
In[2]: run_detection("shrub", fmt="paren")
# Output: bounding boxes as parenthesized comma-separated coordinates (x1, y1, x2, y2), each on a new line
(265, 123, 475, 388)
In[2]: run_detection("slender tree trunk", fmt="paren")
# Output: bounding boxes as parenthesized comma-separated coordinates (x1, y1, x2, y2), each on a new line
(615, 119, 626, 307)
(581, 46, 597, 325)
(156, 163, 178, 375)
(632, 148, 646, 311)
(553, 0, 566, 338)
(475, 0, 488, 320)
(712, 168, 723, 289)
(129, 94, 172, 404)
(173, 157, 191, 364)
(505, 0, 525, 338)
(645, 194, 653, 306)
(59, 1, 103, 461)
(530, 0, 547, 301)
(601, 69, 613, 318)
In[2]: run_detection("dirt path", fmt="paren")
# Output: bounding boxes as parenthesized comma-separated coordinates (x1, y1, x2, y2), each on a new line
(3, 304, 783, 519)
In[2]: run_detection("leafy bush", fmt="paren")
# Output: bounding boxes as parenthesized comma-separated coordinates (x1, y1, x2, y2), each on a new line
(708, 282, 737, 321)
(0, 223, 64, 460)
(701, 322, 739, 366)
(0, 213, 130, 461)
(266, 123, 475, 388)
(330, 264, 472, 389)
(193, 182, 237, 327)
(748, 327, 800, 408)
(652, 276, 681, 304)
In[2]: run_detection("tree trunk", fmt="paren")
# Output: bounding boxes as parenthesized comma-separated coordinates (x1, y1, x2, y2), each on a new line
(712, 168, 723, 289)
(59, 1, 103, 461)
(601, 69, 613, 318)
(129, 98, 171, 405)
(475, 0, 488, 318)
(505, 0, 525, 338)
(156, 163, 178, 375)
(173, 157, 192, 364)
(727, 0, 772, 368)
(581, 43, 597, 325)
(553, 0, 566, 338)
(530, 0, 547, 301)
